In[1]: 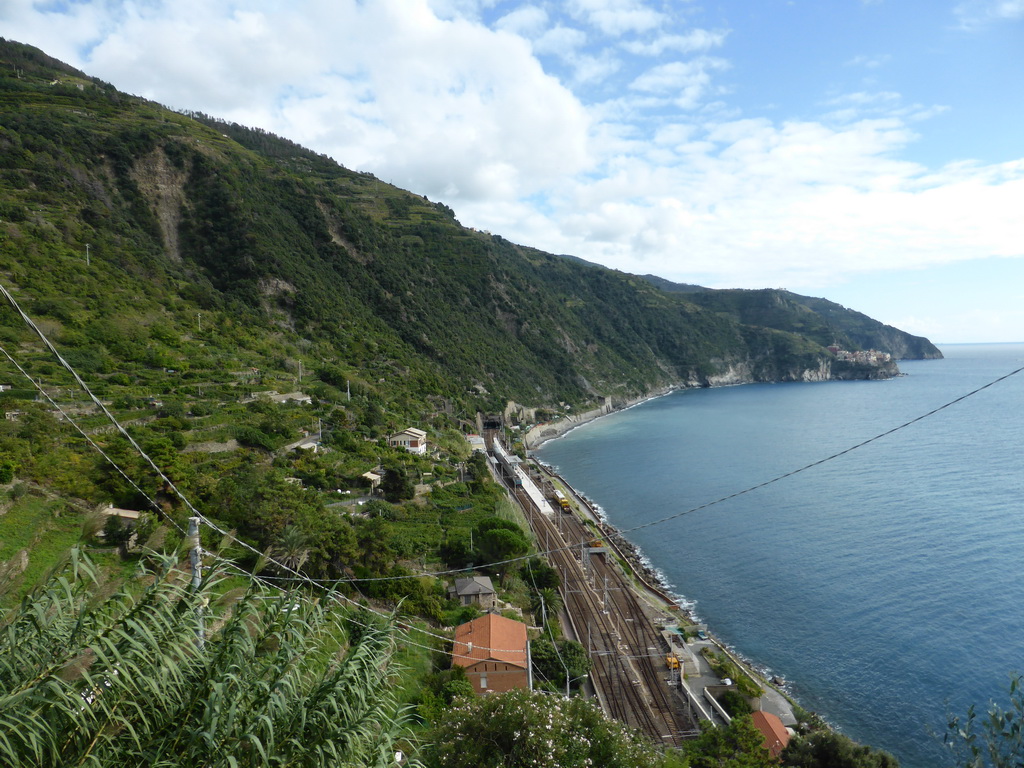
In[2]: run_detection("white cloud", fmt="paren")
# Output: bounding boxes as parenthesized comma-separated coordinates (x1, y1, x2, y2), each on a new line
(628, 57, 729, 109)
(994, 0, 1024, 17)
(501, 114, 1024, 301)
(494, 5, 549, 37)
(427, 0, 501, 21)
(7, 0, 593, 206)
(622, 29, 727, 56)
(893, 304, 1024, 344)
(533, 24, 589, 57)
(845, 53, 891, 68)
(1, 0, 110, 67)
(566, 52, 623, 85)
(566, 0, 666, 35)
(818, 90, 950, 129)
(826, 91, 902, 107)
(528, 24, 625, 87)
(954, 0, 1024, 27)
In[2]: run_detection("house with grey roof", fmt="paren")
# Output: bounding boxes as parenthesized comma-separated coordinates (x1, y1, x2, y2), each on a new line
(448, 575, 496, 609)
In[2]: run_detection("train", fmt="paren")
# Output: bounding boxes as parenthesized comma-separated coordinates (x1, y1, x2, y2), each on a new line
(552, 489, 571, 513)
(490, 440, 523, 488)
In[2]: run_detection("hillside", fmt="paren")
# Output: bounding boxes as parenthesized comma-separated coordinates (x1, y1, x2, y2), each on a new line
(0, 38, 944, 573)
(0, 39, 939, 418)
(670, 285, 942, 361)
(0, 37, 930, 767)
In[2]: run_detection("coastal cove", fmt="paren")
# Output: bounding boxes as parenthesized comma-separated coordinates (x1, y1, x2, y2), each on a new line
(533, 343, 1024, 768)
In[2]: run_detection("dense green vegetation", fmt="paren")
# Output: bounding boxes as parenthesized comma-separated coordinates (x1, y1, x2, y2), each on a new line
(0, 38, 950, 767)
(0, 549, 414, 768)
(671, 286, 941, 361)
(0, 38, 937, 427)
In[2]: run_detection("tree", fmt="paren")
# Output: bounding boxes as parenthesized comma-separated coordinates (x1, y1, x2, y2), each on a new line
(416, 666, 475, 722)
(473, 517, 529, 567)
(0, 455, 16, 484)
(782, 729, 899, 767)
(101, 514, 132, 547)
(213, 461, 356, 576)
(425, 688, 673, 768)
(685, 716, 779, 768)
(523, 557, 560, 591)
(530, 586, 563, 627)
(943, 674, 1024, 768)
(530, 637, 591, 692)
(355, 516, 397, 571)
(234, 424, 275, 451)
(467, 451, 490, 491)
(381, 463, 414, 502)
(718, 689, 753, 718)
(0, 548, 416, 768)
(269, 523, 310, 573)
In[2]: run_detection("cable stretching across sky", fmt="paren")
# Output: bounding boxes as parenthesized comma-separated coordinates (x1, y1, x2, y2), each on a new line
(2, 277, 1023, 654)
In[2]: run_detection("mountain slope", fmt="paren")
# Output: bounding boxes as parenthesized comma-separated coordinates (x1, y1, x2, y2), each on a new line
(640, 282, 942, 361)
(0, 38, 938, 424)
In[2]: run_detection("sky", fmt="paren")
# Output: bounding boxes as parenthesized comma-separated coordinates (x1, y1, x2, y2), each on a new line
(3, 0, 1023, 344)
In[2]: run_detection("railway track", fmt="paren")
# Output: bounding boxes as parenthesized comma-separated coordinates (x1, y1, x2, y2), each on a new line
(513, 484, 697, 747)
(482, 429, 696, 745)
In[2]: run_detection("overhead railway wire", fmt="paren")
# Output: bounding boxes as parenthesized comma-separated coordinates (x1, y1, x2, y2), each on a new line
(511, 474, 696, 745)
(4, 279, 1024, 653)
(216, 356, 1024, 586)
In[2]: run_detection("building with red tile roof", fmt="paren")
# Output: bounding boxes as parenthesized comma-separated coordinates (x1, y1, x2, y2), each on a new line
(452, 614, 531, 694)
(751, 710, 791, 758)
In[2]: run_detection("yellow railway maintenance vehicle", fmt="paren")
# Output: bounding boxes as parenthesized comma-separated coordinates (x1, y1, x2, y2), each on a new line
(552, 489, 572, 513)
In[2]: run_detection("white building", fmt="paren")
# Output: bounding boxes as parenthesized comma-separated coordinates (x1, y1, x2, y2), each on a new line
(389, 427, 427, 455)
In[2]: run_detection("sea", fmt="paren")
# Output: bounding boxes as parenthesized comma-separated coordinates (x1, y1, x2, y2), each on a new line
(534, 343, 1024, 768)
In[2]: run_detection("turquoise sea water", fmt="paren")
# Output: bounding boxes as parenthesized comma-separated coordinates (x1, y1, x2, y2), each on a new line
(535, 343, 1024, 767)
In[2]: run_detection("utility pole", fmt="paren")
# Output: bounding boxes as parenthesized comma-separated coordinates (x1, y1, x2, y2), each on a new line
(197, 312, 202, 332)
(188, 517, 205, 650)
(85, 243, 90, 266)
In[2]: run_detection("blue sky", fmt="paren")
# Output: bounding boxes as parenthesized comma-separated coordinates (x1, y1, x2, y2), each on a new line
(4, 0, 1023, 343)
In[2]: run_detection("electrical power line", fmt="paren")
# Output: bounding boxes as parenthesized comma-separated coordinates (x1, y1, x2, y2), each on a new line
(4, 277, 1022, 654)
(0, 341, 182, 534)
(617, 359, 1024, 538)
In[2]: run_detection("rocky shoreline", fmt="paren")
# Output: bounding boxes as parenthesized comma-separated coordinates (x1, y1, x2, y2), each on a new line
(523, 356, 902, 451)
(534, 459, 800, 729)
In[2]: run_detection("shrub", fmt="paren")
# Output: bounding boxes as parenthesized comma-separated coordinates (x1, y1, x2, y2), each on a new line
(425, 688, 668, 768)
(234, 425, 275, 450)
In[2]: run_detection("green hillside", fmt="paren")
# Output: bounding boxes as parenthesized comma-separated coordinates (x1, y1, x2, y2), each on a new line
(671, 286, 941, 360)
(0, 38, 927, 768)
(0, 36, 942, 541)
(0, 38, 937, 417)
(0, 35, 943, 559)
